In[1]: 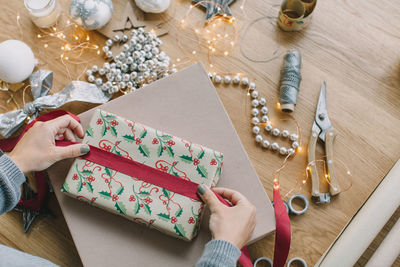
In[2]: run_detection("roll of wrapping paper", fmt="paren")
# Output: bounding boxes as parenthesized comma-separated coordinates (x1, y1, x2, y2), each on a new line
(279, 49, 302, 113)
(316, 159, 400, 267)
(277, 0, 317, 31)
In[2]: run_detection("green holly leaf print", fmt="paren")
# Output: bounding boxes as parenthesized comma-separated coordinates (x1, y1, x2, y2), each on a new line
(105, 114, 116, 121)
(175, 208, 183, 218)
(160, 135, 172, 141)
(197, 150, 205, 159)
(162, 188, 170, 198)
(296, 20, 304, 24)
(81, 169, 93, 176)
(157, 144, 164, 157)
(77, 180, 83, 192)
(196, 165, 208, 178)
(86, 125, 94, 137)
(110, 126, 118, 137)
(115, 201, 127, 215)
(143, 204, 151, 215)
(101, 123, 107, 137)
(172, 170, 180, 177)
(138, 144, 150, 158)
(157, 213, 170, 222)
(105, 167, 112, 177)
(133, 202, 140, 214)
(166, 146, 174, 157)
(179, 155, 193, 164)
(99, 191, 112, 200)
(61, 182, 70, 193)
(116, 186, 124, 196)
(174, 223, 186, 238)
(85, 182, 94, 193)
(123, 134, 135, 143)
(139, 191, 150, 196)
(140, 130, 147, 139)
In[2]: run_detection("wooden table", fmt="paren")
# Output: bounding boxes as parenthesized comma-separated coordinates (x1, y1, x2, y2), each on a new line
(0, 0, 399, 266)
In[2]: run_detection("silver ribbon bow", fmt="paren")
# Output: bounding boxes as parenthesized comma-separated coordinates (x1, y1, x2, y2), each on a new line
(0, 70, 111, 138)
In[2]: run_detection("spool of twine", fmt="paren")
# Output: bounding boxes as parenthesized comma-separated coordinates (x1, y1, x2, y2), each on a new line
(279, 49, 302, 113)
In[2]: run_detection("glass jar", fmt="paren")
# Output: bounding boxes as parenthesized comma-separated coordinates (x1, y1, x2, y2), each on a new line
(24, 0, 61, 28)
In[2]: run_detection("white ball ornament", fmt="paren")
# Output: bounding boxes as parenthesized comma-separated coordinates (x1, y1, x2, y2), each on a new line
(255, 135, 263, 143)
(252, 126, 260, 134)
(135, 0, 170, 13)
(262, 140, 270, 148)
(272, 128, 281, 136)
(279, 147, 288, 155)
(282, 130, 290, 138)
(0, 40, 36, 83)
(69, 0, 114, 30)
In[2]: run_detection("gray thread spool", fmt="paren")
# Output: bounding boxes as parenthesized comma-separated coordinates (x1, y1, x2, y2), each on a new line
(279, 49, 302, 112)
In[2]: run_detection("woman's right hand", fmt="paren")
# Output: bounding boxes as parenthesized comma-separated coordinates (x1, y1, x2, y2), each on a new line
(197, 185, 257, 249)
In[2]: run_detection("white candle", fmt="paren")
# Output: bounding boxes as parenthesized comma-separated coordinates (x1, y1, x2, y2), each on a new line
(24, 0, 61, 28)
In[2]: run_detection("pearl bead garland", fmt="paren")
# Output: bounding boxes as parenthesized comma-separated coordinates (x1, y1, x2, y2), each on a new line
(209, 73, 299, 156)
(86, 27, 173, 95)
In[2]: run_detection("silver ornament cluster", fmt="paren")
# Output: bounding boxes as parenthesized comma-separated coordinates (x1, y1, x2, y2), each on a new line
(86, 27, 175, 95)
(209, 73, 299, 156)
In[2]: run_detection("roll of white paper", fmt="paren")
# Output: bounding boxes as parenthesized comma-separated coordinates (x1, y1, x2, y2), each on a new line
(316, 160, 400, 267)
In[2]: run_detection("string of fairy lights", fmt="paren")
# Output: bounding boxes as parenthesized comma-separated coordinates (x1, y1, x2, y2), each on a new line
(7, 1, 352, 199)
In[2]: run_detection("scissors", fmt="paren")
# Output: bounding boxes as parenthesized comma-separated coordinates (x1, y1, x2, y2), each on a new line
(307, 81, 340, 204)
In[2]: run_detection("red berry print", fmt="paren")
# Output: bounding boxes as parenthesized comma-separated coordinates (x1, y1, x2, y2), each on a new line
(152, 138, 159, 144)
(110, 120, 119, 127)
(105, 179, 109, 183)
(72, 174, 79, 180)
(128, 122, 133, 127)
(82, 182, 86, 186)
(144, 197, 153, 204)
(112, 195, 119, 202)
(166, 140, 175, 147)
(135, 138, 142, 145)
(96, 119, 103, 125)
(170, 217, 177, 224)
(210, 159, 217, 165)
(140, 204, 144, 207)
(87, 176, 95, 183)
(163, 146, 166, 150)
(129, 195, 136, 202)
(106, 126, 110, 130)
(193, 158, 200, 166)
(188, 217, 195, 224)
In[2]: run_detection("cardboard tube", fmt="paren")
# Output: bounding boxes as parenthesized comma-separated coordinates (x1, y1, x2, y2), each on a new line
(365, 218, 400, 267)
(316, 160, 400, 267)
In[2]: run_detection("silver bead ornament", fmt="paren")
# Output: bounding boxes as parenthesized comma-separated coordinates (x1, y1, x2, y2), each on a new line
(208, 72, 213, 79)
(92, 65, 99, 73)
(262, 140, 270, 148)
(86, 69, 92, 76)
(88, 75, 95, 82)
(251, 99, 259, 107)
(102, 46, 110, 52)
(105, 51, 113, 58)
(251, 108, 259, 116)
(292, 141, 299, 149)
(232, 76, 240, 84)
(271, 142, 279, 151)
(115, 74, 122, 82)
(214, 75, 222, 83)
(272, 128, 281, 136)
(123, 74, 130, 82)
(122, 34, 129, 42)
(224, 76, 231, 84)
(287, 148, 295, 155)
(261, 115, 269, 123)
(265, 123, 273, 131)
(99, 68, 106, 75)
(241, 77, 249, 86)
(251, 90, 259, 98)
(113, 34, 120, 42)
(251, 117, 260, 125)
(249, 82, 256, 89)
(259, 97, 266, 106)
(252, 126, 260, 134)
(95, 78, 103, 86)
(282, 130, 290, 138)
(255, 135, 263, 143)
(261, 106, 269, 114)
(106, 39, 113, 46)
(279, 147, 288, 155)
(290, 134, 298, 141)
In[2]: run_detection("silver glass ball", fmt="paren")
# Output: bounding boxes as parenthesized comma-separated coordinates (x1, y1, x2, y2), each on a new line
(224, 76, 231, 84)
(130, 72, 138, 79)
(251, 90, 259, 98)
(259, 98, 266, 106)
(135, 44, 142, 51)
(292, 141, 299, 149)
(290, 134, 298, 141)
(110, 63, 116, 68)
(106, 39, 113, 46)
(241, 77, 249, 86)
(123, 44, 130, 51)
(249, 82, 256, 90)
(251, 108, 259, 116)
(255, 134, 263, 143)
(272, 128, 281, 136)
(261, 106, 269, 114)
(287, 148, 295, 155)
(279, 147, 288, 155)
(102, 46, 110, 53)
(214, 75, 222, 83)
(86, 69, 92, 76)
(232, 76, 240, 84)
(208, 72, 213, 79)
(88, 75, 95, 82)
(119, 81, 126, 89)
(122, 34, 129, 42)
(111, 85, 119, 93)
(126, 81, 133, 89)
(123, 74, 130, 82)
(91, 65, 99, 73)
(151, 47, 159, 54)
(113, 34, 120, 42)
(271, 142, 279, 151)
(251, 99, 259, 107)
(115, 74, 122, 82)
(105, 81, 112, 88)
(126, 57, 133, 64)
(138, 64, 147, 72)
(252, 126, 260, 134)
(262, 140, 270, 148)
(282, 130, 290, 138)
(261, 115, 269, 123)
(99, 68, 106, 75)
(105, 51, 113, 58)
(95, 78, 103, 86)
(251, 117, 260, 125)
(265, 123, 273, 131)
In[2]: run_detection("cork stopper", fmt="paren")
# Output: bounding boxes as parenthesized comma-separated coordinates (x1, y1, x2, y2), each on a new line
(281, 103, 295, 113)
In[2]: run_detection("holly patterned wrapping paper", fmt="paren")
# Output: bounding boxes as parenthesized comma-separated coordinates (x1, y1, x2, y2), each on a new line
(62, 109, 223, 241)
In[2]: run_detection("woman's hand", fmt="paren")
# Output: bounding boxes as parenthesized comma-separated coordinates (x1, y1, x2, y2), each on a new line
(9, 115, 90, 173)
(197, 185, 257, 249)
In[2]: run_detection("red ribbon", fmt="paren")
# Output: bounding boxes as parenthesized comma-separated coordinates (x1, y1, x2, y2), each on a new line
(0, 110, 291, 266)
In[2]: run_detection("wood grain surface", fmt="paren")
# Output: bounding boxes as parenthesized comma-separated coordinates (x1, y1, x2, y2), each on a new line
(0, 0, 399, 266)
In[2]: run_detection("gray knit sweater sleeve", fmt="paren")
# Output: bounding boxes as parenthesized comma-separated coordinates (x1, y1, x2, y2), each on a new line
(195, 240, 241, 267)
(0, 154, 26, 215)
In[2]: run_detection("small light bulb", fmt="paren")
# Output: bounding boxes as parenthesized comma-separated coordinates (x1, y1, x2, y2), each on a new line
(209, 64, 213, 68)
(86, 36, 90, 41)
(67, 20, 71, 24)
(37, 34, 41, 38)
(240, 5, 244, 9)
(17, 15, 20, 20)
(177, 58, 181, 62)
(65, 56, 69, 60)
(347, 171, 351, 175)
(44, 44, 48, 48)
(181, 19, 185, 24)
(298, 147, 302, 152)
(192, 51, 196, 55)
(194, 29, 199, 33)
(223, 51, 229, 56)
(172, 64, 176, 68)
(302, 180, 306, 184)
(75, 36, 79, 40)
(97, 50, 101, 55)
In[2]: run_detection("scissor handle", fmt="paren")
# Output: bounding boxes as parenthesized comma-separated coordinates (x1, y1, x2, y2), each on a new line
(325, 128, 340, 196)
(307, 129, 320, 197)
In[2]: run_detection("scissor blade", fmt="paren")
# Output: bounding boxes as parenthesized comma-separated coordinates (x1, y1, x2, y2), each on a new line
(315, 81, 333, 141)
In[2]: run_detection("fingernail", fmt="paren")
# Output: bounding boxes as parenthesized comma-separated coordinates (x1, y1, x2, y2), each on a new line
(80, 145, 90, 154)
(197, 184, 207, 195)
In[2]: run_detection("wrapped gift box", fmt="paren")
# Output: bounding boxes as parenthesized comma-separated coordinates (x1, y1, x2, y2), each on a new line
(62, 109, 223, 241)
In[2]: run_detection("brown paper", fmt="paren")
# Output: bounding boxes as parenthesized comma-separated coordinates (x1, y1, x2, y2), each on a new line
(47, 63, 275, 266)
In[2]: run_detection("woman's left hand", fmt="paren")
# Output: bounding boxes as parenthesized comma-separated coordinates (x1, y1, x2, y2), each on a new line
(9, 115, 90, 173)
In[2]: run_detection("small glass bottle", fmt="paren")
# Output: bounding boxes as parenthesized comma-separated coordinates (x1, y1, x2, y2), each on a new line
(24, 0, 61, 28)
